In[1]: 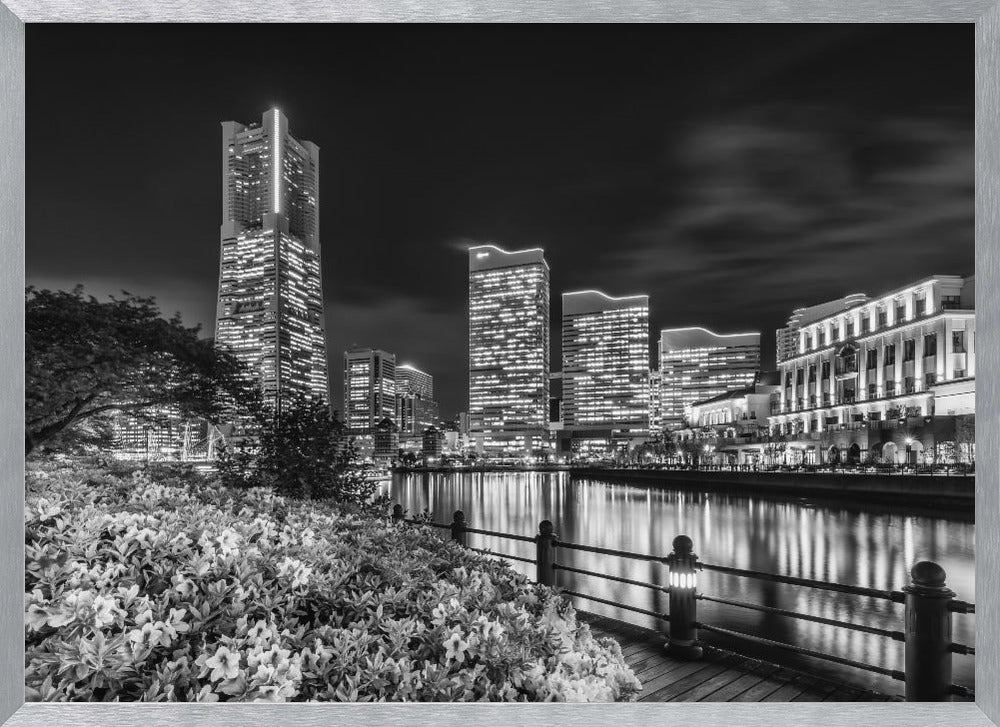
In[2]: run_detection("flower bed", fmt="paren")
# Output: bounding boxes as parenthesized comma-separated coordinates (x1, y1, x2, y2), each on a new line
(24, 462, 641, 702)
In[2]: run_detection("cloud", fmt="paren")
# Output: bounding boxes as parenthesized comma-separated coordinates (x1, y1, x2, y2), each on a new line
(615, 105, 973, 335)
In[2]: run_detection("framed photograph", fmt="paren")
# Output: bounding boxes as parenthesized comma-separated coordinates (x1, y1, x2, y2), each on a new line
(2, 4, 999, 727)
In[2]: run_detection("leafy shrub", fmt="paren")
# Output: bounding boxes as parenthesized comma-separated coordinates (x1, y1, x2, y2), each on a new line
(216, 397, 382, 507)
(24, 462, 641, 702)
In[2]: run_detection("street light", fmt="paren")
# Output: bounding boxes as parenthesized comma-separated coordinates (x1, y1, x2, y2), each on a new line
(905, 437, 914, 474)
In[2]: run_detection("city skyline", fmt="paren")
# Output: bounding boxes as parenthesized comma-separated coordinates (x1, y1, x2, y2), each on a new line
(25, 24, 974, 418)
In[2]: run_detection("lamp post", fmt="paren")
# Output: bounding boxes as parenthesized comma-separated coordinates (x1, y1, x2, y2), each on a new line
(665, 535, 702, 660)
(905, 436, 914, 473)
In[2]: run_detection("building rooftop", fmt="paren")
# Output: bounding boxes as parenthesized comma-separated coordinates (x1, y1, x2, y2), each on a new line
(660, 327, 761, 350)
(469, 244, 548, 272)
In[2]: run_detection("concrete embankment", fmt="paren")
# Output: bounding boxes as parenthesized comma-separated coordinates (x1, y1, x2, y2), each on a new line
(570, 468, 975, 510)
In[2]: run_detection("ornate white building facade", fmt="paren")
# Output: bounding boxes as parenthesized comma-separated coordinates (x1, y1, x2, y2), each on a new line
(770, 275, 975, 465)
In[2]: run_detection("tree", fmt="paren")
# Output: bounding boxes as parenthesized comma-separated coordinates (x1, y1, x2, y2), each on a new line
(954, 415, 975, 466)
(217, 396, 382, 505)
(761, 431, 787, 467)
(25, 286, 254, 456)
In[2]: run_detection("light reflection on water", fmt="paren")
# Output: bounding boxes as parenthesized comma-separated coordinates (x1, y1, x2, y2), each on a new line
(384, 471, 975, 696)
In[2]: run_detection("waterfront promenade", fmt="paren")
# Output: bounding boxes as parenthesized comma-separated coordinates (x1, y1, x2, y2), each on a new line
(570, 467, 974, 507)
(578, 612, 898, 702)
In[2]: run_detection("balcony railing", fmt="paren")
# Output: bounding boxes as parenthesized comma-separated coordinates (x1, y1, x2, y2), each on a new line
(835, 361, 859, 376)
(778, 381, 935, 415)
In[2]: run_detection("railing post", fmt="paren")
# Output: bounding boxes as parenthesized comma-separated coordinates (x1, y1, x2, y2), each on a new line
(450, 510, 468, 547)
(665, 534, 703, 660)
(536, 520, 556, 587)
(903, 561, 955, 701)
(392, 504, 404, 523)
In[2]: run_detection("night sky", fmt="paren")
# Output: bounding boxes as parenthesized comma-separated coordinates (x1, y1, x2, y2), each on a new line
(26, 25, 974, 419)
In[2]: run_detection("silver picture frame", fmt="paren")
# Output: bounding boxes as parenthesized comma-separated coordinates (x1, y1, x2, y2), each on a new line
(1, 3, 997, 726)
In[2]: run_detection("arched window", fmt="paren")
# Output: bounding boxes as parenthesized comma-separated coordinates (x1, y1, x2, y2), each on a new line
(836, 344, 858, 375)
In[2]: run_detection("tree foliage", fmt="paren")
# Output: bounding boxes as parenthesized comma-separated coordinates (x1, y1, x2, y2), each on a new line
(25, 286, 255, 456)
(217, 396, 381, 506)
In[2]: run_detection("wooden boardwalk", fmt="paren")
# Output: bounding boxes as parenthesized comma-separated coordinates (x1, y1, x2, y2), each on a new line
(579, 612, 900, 703)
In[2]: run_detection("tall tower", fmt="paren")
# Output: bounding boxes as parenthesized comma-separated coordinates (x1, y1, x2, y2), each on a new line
(468, 245, 550, 457)
(215, 108, 329, 411)
(659, 328, 761, 430)
(561, 290, 649, 452)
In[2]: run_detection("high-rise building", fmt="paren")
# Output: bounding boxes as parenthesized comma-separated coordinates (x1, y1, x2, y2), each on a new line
(776, 293, 868, 364)
(395, 363, 439, 436)
(214, 108, 328, 410)
(396, 364, 433, 400)
(561, 290, 649, 452)
(468, 245, 550, 456)
(649, 369, 663, 435)
(548, 371, 564, 436)
(343, 348, 396, 432)
(659, 327, 761, 430)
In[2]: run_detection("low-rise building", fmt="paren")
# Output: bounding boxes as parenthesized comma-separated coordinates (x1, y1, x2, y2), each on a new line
(373, 417, 399, 462)
(422, 426, 444, 462)
(672, 374, 780, 466)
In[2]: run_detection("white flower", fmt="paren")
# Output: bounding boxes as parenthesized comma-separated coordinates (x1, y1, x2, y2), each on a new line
(31, 498, 61, 521)
(246, 619, 271, 641)
(172, 574, 196, 597)
(25, 604, 50, 632)
(91, 595, 121, 628)
(215, 529, 241, 556)
(127, 620, 166, 648)
(205, 645, 241, 682)
(290, 564, 311, 589)
(443, 631, 469, 664)
(277, 557, 311, 588)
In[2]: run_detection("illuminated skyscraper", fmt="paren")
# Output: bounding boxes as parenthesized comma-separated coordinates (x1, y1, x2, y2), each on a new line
(396, 364, 433, 400)
(649, 368, 663, 435)
(344, 348, 396, 432)
(468, 245, 550, 456)
(659, 328, 761, 430)
(395, 363, 439, 436)
(561, 290, 649, 451)
(214, 108, 329, 411)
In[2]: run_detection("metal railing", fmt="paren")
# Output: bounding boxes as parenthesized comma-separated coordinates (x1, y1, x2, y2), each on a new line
(391, 504, 975, 702)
